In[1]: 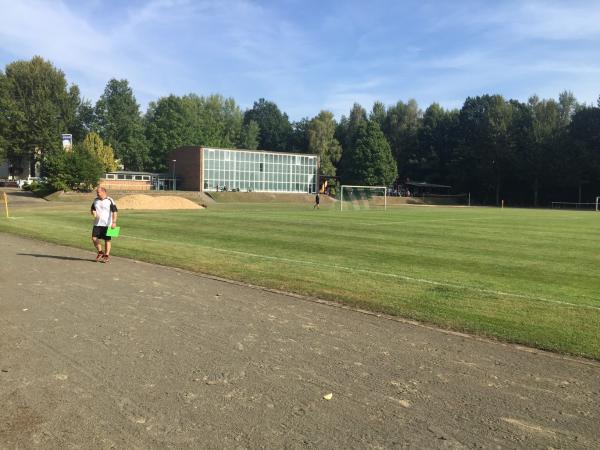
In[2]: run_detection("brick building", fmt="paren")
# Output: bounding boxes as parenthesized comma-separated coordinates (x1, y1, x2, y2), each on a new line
(100, 171, 165, 191)
(169, 146, 319, 193)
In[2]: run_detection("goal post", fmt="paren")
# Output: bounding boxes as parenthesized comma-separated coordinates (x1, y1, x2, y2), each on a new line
(339, 185, 387, 211)
(551, 200, 598, 211)
(2, 191, 9, 218)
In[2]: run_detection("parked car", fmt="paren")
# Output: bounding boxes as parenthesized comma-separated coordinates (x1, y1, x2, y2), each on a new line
(0, 180, 18, 188)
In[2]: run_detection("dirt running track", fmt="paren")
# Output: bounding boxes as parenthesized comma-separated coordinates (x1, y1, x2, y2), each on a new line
(1, 233, 599, 449)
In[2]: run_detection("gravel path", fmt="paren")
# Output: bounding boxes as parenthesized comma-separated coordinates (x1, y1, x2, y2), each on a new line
(1, 233, 599, 449)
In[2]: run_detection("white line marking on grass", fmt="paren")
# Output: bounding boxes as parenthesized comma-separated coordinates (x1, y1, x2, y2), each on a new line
(354, 217, 493, 227)
(10, 219, 598, 311)
(121, 234, 600, 312)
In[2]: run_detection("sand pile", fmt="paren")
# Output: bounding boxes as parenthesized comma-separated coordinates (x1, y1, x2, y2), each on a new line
(117, 195, 203, 210)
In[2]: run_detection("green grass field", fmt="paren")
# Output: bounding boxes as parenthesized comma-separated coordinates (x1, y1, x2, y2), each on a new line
(2, 200, 600, 359)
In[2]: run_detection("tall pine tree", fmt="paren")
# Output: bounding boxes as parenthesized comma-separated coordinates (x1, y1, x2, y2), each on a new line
(95, 79, 148, 170)
(344, 121, 397, 186)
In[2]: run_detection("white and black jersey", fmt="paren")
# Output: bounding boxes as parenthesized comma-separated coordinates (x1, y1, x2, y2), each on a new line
(91, 197, 118, 227)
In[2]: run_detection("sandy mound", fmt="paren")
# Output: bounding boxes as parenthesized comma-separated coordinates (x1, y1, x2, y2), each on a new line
(117, 195, 203, 210)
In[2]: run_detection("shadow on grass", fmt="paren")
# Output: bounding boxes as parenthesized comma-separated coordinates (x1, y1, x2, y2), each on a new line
(17, 253, 93, 262)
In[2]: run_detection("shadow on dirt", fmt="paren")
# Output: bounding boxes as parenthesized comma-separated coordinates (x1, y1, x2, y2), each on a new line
(17, 253, 93, 262)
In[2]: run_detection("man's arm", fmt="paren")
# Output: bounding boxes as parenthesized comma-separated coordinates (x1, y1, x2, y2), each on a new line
(110, 201, 118, 228)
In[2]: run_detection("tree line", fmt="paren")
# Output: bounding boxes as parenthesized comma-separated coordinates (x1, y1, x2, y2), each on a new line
(1, 56, 599, 205)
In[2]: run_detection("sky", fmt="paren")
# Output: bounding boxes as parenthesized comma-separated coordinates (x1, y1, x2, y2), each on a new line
(1, 0, 599, 120)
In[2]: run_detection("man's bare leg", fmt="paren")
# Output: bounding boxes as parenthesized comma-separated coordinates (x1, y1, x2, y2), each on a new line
(93, 236, 104, 261)
(92, 237, 102, 253)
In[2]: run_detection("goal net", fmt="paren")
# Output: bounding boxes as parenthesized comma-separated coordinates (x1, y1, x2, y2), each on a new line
(340, 185, 387, 211)
(551, 199, 600, 211)
(416, 193, 471, 206)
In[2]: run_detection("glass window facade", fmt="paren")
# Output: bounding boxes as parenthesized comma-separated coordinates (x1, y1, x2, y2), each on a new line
(202, 148, 318, 193)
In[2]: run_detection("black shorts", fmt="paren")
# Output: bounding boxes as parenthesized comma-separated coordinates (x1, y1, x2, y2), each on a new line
(92, 226, 111, 241)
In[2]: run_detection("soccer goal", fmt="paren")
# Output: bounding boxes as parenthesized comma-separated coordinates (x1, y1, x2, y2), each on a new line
(551, 200, 599, 211)
(339, 185, 387, 211)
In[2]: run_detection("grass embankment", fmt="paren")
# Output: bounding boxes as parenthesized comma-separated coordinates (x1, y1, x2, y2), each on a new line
(44, 190, 213, 205)
(207, 191, 332, 203)
(1, 201, 599, 359)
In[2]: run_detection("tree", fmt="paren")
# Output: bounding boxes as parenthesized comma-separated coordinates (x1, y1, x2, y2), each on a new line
(61, 84, 91, 143)
(524, 96, 562, 206)
(418, 103, 460, 184)
(506, 99, 535, 204)
(182, 94, 244, 148)
(198, 94, 243, 148)
(337, 103, 368, 180)
(0, 72, 11, 161)
(343, 121, 397, 186)
(307, 111, 342, 177)
(558, 90, 579, 127)
(288, 118, 310, 153)
(95, 79, 148, 170)
(71, 97, 96, 143)
(243, 98, 292, 151)
(81, 132, 117, 172)
(455, 95, 517, 205)
(337, 103, 367, 152)
(1, 56, 80, 176)
(145, 93, 245, 171)
(382, 99, 421, 180)
(369, 101, 386, 129)
(45, 144, 103, 191)
(238, 120, 260, 150)
(566, 106, 600, 202)
(145, 95, 193, 171)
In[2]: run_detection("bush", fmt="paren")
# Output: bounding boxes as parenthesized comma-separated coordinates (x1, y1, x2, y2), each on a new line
(45, 145, 104, 192)
(22, 179, 54, 196)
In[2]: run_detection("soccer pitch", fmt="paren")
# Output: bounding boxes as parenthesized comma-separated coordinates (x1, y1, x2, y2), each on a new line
(2, 201, 599, 359)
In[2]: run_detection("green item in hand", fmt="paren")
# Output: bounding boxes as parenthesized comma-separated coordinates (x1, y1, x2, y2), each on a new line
(106, 226, 120, 237)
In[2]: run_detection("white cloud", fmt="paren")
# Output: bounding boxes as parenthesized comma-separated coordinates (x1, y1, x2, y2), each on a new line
(0, 0, 316, 110)
(435, 0, 600, 41)
(0, 0, 598, 119)
(504, 1, 600, 41)
(0, 0, 177, 103)
(0, 1, 110, 72)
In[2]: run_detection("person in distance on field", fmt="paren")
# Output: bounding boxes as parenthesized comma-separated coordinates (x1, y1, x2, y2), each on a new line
(314, 192, 320, 209)
(91, 186, 118, 263)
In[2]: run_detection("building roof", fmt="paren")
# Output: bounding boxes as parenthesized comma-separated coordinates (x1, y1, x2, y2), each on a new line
(174, 146, 318, 158)
(105, 171, 159, 176)
(405, 181, 452, 189)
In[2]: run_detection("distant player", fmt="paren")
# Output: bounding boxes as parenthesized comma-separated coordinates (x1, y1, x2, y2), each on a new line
(314, 192, 320, 209)
(91, 187, 118, 263)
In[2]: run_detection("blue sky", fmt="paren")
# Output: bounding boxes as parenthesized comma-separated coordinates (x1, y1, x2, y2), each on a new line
(1, 0, 599, 120)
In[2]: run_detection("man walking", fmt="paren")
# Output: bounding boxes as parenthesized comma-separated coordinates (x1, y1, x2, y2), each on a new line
(91, 187, 118, 263)
(314, 192, 320, 209)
